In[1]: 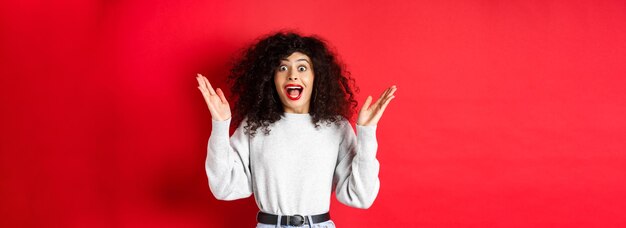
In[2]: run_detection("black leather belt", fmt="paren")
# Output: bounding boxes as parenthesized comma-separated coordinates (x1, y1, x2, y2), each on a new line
(257, 211, 330, 226)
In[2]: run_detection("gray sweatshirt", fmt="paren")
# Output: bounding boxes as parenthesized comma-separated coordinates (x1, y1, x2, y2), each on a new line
(205, 112, 380, 215)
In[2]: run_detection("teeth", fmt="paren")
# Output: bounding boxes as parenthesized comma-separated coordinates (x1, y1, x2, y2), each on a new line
(287, 86, 302, 89)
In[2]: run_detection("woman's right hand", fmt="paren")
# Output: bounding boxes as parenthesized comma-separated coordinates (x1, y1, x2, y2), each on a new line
(196, 73, 231, 121)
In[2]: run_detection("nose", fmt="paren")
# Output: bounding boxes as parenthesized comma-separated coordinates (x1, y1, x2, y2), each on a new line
(288, 70, 298, 81)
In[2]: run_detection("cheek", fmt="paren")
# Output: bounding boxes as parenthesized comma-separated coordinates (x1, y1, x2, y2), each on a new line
(274, 74, 282, 87)
(273, 79, 280, 95)
(307, 73, 315, 89)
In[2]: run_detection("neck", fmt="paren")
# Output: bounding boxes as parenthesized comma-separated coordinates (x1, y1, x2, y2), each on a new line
(283, 104, 310, 114)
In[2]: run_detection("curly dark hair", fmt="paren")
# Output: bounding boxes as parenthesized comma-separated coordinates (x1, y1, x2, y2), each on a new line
(228, 31, 358, 136)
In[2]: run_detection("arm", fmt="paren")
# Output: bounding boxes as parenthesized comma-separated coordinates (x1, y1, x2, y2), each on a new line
(333, 122, 380, 209)
(196, 73, 251, 200)
(205, 118, 253, 200)
(333, 84, 397, 208)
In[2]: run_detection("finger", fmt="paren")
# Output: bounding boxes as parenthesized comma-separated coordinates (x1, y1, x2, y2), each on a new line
(380, 95, 395, 112)
(216, 88, 228, 104)
(197, 86, 208, 96)
(380, 89, 396, 108)
(361, 95, 373, 112)
(197, 85, 210, 97)
(380, 87, 391, 99)
(374, 95, 395, 120)
(372, 88, 391, 108)
(197, 76, 213, 97)
(201, 90, 215, 108)
(202, 76, 217, 95)
(377, 86, 396, 107)
(381, 86, 396, 101)
(201, 75, 217, 95)
(198, 86, 212, 103)
(386, 86, 397, 98)
(196, 74, 206, 88)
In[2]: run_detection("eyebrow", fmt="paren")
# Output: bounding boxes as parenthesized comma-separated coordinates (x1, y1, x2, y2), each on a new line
(281, 58, 311, 64)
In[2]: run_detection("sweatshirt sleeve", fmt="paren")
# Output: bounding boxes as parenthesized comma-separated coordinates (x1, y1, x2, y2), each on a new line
(205, 118, 253, 200)
(333, 120, 380, 209)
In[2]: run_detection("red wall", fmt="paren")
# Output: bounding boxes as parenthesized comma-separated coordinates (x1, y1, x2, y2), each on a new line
(1, 0, 625, 227)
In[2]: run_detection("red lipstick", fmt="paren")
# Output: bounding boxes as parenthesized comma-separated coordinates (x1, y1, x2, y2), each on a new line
(284, 84, 303, 100)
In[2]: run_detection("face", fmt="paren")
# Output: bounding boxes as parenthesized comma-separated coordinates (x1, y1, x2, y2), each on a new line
(274, 52, 315, 114)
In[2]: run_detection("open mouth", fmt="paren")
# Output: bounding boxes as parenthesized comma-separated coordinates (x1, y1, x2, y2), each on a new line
(284, 84, 303, 100)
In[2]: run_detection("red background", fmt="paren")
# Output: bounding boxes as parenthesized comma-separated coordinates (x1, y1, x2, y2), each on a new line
(1, 0, 625, 227)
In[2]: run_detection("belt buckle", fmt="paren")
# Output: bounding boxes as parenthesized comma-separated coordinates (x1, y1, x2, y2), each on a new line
(288, 214, 305, 226)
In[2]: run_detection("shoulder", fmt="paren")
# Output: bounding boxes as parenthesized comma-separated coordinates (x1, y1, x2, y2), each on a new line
(232, 117, 251, 136)
(323, 115, 349, 128)
(333, 115, 353, 134)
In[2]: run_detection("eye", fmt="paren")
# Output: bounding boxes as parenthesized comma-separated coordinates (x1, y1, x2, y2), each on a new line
(278, 65, 288, 71)
(297, 66, 307, 72)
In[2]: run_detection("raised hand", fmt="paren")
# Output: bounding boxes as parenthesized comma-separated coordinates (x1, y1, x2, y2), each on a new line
(196, 73, 231, 121)
(357, 85, 397, 126)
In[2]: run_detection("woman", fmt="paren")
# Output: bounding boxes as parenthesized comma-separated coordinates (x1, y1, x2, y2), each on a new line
(196, 31, 396, 227)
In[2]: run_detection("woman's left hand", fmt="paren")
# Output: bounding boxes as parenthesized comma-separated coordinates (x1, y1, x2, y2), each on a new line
(357, 85, 397, 126)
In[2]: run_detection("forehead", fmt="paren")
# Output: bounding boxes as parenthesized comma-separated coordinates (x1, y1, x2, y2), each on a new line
(281, 52, 311, 62)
